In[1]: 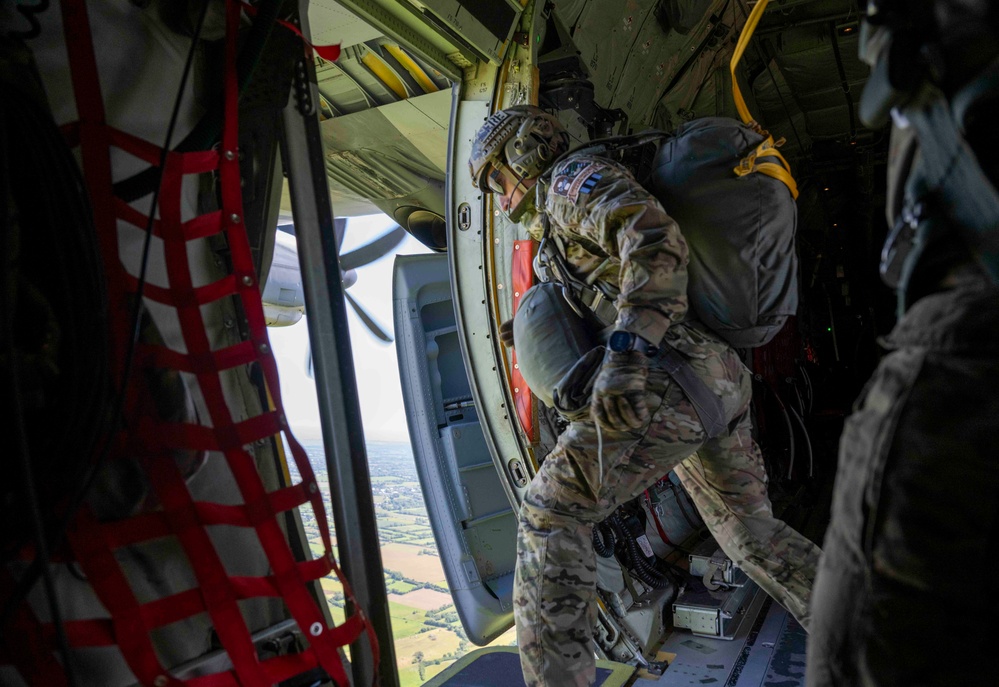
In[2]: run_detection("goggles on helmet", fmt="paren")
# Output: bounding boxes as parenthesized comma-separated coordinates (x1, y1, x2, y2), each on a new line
(484, 165, 507, 195)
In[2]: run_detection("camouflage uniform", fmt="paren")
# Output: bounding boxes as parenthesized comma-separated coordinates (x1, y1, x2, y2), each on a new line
(805, 270, 999, 686)
(515, 156, 821, 686)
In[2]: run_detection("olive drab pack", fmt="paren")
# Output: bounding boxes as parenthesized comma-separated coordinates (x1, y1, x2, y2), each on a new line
(513, 282, 598, 410)
(647, 116, 799, 347)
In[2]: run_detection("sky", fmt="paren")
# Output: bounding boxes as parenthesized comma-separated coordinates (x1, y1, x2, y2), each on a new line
(267, 214, 433, 444)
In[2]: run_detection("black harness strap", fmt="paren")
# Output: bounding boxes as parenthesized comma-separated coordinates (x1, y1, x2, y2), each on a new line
(651, 347, 728, 439)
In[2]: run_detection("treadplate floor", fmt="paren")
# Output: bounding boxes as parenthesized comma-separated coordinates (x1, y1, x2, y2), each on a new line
(634, 589, 807, 687)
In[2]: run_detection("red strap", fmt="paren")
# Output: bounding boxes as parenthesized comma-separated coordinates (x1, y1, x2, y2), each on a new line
(644, 489, 674, 546)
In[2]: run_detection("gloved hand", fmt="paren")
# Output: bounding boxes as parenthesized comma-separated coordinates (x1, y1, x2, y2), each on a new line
(499, 318, 515, 347)
(591, 349, 650, 431)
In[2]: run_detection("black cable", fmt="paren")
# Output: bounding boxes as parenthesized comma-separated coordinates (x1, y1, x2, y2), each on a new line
(787, 402, 814, 478)
(756, 375, 796, 481)
(609, 514, 674, 590)
(0, 35, 110, 566)
(0, 0, 212, 635)
(827, 21, 857, 140)
(593, 522, 616, 558)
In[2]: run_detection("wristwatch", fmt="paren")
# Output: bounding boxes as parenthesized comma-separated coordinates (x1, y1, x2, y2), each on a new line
(608, 330, 656, 354)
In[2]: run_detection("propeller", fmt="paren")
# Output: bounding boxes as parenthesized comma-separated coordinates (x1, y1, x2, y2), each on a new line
(268, 219, 407, 342)
(336, 222, 406, 343)
(340, 225, 407, 271)
(345, 291, 392, 342)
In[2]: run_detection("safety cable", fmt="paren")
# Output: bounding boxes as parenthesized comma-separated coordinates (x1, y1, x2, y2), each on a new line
(596, 420, 605, 491)
(733, 0, 807, 156)
(643, 488, 693, 556)
(0, 0, 212, 639)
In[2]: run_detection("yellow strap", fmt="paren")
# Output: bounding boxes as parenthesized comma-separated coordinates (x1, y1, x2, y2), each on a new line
(728, 0, 798, 198)
(733, 137, 799, 199)
(384, 44, 440, 94)
(754, 162, 799, 199)
(264, 382, 294, 486)
(730, 0, 771, 124)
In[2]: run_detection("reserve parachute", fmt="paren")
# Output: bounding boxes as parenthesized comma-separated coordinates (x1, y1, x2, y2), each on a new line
(513, 282, 598, 410)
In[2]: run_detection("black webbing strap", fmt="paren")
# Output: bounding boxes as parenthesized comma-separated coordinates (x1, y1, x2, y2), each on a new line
(577, 284, 618, 326)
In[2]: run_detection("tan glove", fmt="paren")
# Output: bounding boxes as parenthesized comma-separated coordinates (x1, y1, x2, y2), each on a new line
(591, 349, 650, 431)
(499, 318, 515, 348)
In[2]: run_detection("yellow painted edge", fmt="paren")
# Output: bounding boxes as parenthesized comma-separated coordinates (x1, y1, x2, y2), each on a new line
(384, 43, 439, 93)
(361, 51, 408, 100)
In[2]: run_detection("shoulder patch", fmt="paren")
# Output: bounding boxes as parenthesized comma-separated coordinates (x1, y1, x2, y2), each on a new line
(551, 161, 610, 204)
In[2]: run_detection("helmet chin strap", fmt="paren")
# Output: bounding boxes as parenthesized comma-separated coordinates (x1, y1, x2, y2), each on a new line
(506, 172, 536, 222)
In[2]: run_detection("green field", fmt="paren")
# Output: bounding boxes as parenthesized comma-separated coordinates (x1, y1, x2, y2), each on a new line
(297, 442, 517, 684)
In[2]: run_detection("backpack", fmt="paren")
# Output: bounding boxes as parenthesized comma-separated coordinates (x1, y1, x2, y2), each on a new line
(537, 116, 799, 348)
(648, 116, 799, 347)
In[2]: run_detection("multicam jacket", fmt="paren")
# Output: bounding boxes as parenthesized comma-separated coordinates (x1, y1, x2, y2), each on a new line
(525, 153, 704, 357)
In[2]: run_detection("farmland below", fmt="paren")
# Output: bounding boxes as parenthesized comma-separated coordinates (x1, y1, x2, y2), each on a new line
(294, 440, 517, 685)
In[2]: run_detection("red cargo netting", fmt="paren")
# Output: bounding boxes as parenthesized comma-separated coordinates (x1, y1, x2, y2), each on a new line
(1, 0, 374, 685)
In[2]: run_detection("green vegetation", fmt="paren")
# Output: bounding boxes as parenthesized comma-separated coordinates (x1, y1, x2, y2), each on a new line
(388, 602, 427, 639)
(295, 440, 514, 684)
(387, 580, 419, 594)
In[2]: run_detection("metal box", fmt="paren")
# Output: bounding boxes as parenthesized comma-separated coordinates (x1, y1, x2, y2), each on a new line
(672, 567, 760, 640)
(688, 540, 740, 587)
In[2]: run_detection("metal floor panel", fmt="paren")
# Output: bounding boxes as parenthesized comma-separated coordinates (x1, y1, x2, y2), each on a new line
(636, 590, 807, 687)
(422, 646, 635, 686)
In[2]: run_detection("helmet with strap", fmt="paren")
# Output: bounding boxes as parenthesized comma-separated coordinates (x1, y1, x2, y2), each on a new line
(469, 105, 569, 193)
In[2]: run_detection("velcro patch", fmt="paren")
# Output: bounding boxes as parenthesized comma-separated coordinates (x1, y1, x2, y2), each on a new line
(551, 161, 609, 204)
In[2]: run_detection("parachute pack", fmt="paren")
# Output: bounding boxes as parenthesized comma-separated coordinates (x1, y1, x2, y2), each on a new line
(536, 115, 800, 349)
(649, 116, 799, 347)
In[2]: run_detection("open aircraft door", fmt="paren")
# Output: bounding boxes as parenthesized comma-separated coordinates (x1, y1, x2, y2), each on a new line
(393, 252, 521, 645)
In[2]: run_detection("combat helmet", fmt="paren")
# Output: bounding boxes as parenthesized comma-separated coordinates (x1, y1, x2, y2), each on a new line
(469, 105, 569, 220)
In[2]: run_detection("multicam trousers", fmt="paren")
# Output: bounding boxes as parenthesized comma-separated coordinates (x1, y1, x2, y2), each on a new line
(514, 327, 822, 687)
(806, 276, 999, 687)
